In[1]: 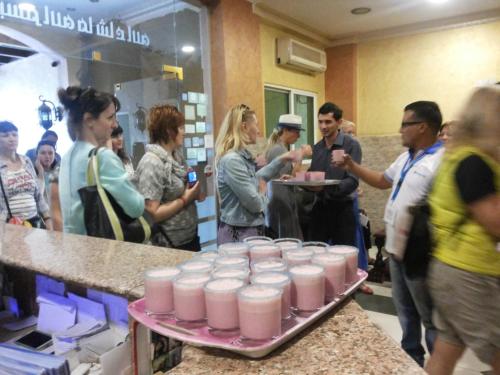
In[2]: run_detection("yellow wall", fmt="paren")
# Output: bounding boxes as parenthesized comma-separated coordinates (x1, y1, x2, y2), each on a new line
(357, 21, 500, 136)
(260, 23, 325, 131)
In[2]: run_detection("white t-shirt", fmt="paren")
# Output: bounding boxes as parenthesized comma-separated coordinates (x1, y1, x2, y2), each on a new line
(383, 145, 444, 256)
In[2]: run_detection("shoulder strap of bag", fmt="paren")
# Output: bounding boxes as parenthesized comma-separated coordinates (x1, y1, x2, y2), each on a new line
(0, 171, 13, 220)
(87, 148, 124, 241)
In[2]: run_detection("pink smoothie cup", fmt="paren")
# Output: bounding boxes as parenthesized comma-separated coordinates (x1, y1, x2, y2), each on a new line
(204, 278, 245, 331)
(289, 264, 325, 312)
(214, 255, 249, 269)
(332, 149, 345, 163)
(307, 171, 325, 181)
(218, 242, 250, 257)
(294, 171, 306, 181)
(178, 259, 213, 275)
(249, 243, 281, 261)
(243, 236, 273, 245)
(326, 245, 359, 285)
(284, 248, 313, 267)
(251, 271, 292, 320)
(144, 267, 181, 315)
(302, 241, 328, 255)
(273, 238, 302, 255)
(238, 285, 282, 340)
(311, 253, 346, 301)
(251, 257, 287, 274)
(211, 267, 250, 283)
(194, 250, 219, 263)
(173, 274, 211, 322)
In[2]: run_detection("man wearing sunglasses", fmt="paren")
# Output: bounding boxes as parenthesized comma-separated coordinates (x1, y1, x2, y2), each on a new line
(334, 101, 444, 367)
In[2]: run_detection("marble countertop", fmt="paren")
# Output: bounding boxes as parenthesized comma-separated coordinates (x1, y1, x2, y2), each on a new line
(0, 224, 193, 299)
(168, 299, 425, 374)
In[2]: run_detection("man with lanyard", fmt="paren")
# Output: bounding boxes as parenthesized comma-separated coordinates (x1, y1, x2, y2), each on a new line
(335, 101, 444, 367)
(307, 102, 361, 246)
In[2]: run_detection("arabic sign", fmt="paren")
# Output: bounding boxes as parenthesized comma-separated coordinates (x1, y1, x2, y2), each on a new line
(0, 1, 150, 47)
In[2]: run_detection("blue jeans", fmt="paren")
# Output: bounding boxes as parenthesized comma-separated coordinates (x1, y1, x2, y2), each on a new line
(389, 257, 437, 366)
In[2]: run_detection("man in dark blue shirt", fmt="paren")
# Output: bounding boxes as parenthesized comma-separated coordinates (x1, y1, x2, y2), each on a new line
(308, 102, 361, 245)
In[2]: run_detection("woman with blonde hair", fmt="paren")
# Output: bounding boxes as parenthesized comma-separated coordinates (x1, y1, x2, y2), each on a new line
(135, 104, 202, 251)
(215, 104, 298, 243)
(425, 86, 500, 375)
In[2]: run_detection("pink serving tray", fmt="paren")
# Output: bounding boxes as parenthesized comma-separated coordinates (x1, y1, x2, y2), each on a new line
(128, 269, 368, 358)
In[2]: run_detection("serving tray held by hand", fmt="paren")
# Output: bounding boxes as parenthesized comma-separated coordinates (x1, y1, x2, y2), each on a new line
(272, 179, 341, 187)
(128, 270, 368, 359)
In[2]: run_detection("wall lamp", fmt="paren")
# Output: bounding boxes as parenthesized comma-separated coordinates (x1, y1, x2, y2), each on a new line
(38, 95, 63, 130)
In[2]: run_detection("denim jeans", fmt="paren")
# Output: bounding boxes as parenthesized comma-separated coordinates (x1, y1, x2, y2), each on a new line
(389, 257, 437, 366)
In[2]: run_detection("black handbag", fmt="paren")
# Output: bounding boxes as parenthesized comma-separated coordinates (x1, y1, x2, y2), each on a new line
(78, 148, 151, 243)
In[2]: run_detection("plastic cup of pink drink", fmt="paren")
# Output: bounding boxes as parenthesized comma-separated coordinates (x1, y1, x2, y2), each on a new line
(178, 259, 213, 274)
(144, 267, 181, 315)
(204, 278, 245, 331)
(214, 255, 249, 269)
(249, 243, 281, 261)
(284, 248, 313, 267)
(211, 267, 250, 283)
(238, 285, 282, 340)
(173, 274, 211, 322)
(326, 245, 359, 285)
(194, 250, 219, 262)
(250, 257, 287, 274)
(273, 238, 302, 254)
(289, 264, 325, 312)
(311, 253, 346, 301)
(302, 241, 328, 255)
(218, 242, 250, 257)
(251, 271, 292, 320)
(243, 236, 273, 245)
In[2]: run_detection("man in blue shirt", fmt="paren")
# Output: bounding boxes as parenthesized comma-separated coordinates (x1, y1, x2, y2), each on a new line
(308, 102, 361, 246)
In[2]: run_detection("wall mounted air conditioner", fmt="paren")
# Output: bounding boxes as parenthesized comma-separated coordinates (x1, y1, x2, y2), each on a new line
(276, 38, 327, 74)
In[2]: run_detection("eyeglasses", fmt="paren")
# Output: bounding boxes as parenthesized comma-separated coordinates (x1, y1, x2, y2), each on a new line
(401, 121, 424, 128)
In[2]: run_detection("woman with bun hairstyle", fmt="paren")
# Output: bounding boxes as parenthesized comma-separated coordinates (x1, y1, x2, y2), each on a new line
(57, 86, 144, 235)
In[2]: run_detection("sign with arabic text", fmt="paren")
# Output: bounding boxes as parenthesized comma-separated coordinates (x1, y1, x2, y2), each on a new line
(0, 1, 150, 47)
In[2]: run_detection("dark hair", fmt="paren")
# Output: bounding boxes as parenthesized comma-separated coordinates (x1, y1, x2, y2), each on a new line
(0, 121, 18, 133)
(110, 125, 130, 163)
(148, 104, 184, 144)
(36, 140, 58, 170)
(318, 102, 343, 120)
(57, 86, 120, 141)
(41, 130, 58, 141)
(404, 101, 442, 135)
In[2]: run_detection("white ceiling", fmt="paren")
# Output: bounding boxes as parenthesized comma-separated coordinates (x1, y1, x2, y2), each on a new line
(252, 0, 500, 44)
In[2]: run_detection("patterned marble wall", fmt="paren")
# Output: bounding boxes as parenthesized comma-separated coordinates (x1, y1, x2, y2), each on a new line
(357, 135, 406, 233)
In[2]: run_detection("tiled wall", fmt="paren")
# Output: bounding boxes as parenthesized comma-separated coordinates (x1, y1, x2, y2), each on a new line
(357, 135, 405, 233)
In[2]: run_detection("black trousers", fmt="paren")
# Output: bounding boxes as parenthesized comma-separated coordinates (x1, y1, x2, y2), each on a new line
(308, 199, 356, 246)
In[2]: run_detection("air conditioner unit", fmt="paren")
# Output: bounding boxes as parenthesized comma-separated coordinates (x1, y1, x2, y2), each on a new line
(276, 38, 327, 74)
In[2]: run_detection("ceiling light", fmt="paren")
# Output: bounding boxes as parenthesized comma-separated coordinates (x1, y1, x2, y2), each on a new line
(181, 45, 195, 53)
(18, 2, 36, 12)
(351, 7, 371, 15)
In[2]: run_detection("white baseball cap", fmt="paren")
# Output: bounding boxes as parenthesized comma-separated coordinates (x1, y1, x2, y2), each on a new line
(278, 114, 304, 131)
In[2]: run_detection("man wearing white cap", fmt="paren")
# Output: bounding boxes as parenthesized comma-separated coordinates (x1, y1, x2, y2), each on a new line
(265, 114, 306, 238)
(308, 102, 362, 245)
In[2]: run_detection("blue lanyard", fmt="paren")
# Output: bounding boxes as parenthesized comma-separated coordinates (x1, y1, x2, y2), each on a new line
(391, 141, 442, 201)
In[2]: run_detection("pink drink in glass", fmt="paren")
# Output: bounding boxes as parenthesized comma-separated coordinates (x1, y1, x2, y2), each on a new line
(144, 267, 181, 315)
(214, 255, 249, 269)
(218, 242, 250, 257)
(204, 278, 245, 330)
(238, 285, 282, 340)
(178, 259, 213, 274)
(273, 238, 302, 254)
(194, 250, 219, 262)
(311, 253, 346, 301)
(243, 236, 273, 245)
(302, 241, 328, 255)
(327, 245, 359, 285)
(249, 244, 281, 261)
(251, 272, 292, 319)
(211, 267, 250, 283)
(251, 257, 287, 274)
(284, 248, 313, 267)
(289, 264, 325, 312)
(173, 274, 211, 321)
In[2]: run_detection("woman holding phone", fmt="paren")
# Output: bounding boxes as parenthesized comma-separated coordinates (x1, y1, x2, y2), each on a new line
(134, 104, 202, 251)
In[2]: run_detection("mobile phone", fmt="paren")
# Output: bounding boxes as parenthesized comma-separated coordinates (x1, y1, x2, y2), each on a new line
(15, 331, 52, 350)
(187, 171, 197, 187)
